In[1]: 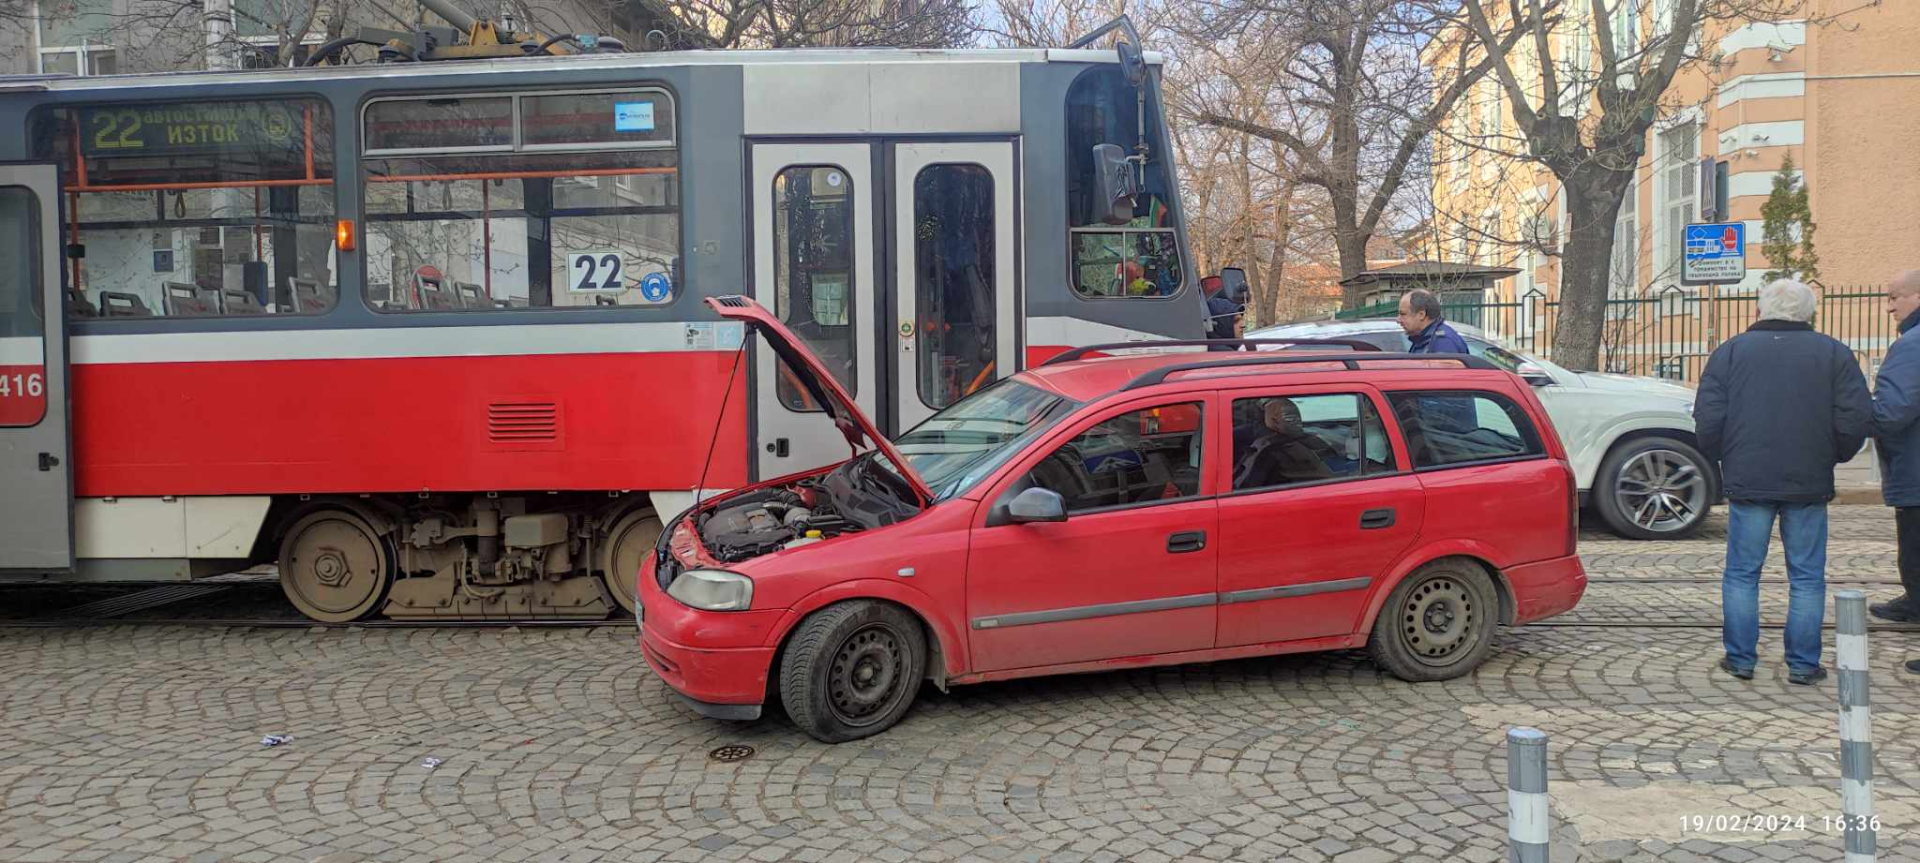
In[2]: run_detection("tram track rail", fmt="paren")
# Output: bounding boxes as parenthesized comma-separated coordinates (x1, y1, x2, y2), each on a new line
(2, 576, 1910, 632)
(0, 617, 634, 630)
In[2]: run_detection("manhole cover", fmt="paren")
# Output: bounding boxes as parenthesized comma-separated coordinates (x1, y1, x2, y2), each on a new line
(709, 744, 755, 763)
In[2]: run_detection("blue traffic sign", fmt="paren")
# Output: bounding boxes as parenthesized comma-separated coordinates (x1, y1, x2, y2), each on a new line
(1681, 222, 1746, 286)
(639, 272, 672, 303)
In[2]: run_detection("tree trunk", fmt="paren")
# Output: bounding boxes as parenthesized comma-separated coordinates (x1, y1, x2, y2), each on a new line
(1238, 133, 1262, 308)
(1552, 174, 1630, 372)
(1332, 191, 1369, 307)
(1261, 173, 1295, 328)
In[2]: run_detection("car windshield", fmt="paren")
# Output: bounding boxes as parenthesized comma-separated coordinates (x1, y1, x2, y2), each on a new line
(888, 379, 1077, 501)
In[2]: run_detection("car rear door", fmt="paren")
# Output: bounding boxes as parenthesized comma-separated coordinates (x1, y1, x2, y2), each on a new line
(965, 394, 1219, 673)
(1387, 385, 1570, 565)
(1213, 384, 1424, 647)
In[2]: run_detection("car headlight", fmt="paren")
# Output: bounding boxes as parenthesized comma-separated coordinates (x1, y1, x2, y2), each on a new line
(666, 569, 754, 611)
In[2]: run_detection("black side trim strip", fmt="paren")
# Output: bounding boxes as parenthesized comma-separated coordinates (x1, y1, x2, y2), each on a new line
(1218, 576, 1373, 606)
(971, 592, 1215, 630)
(670, 690, 762, 721)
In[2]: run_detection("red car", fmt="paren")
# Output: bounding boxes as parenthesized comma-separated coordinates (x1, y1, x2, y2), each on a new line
(637, 297, 1586, 742)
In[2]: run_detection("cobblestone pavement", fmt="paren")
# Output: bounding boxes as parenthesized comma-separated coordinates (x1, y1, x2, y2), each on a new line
(3, 507, 1919, 862)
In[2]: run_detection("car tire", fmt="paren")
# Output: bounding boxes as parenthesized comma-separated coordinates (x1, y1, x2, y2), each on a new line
(1367, 560, 1499, 683)
(778, 600, 926, 743)
(1594, 436, 1713, 540)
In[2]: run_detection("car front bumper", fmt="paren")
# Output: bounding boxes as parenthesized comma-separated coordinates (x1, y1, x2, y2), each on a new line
(637, 554, 783, 719)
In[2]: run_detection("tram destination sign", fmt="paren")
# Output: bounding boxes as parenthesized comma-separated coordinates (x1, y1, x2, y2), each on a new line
(78, 101, 303, 158)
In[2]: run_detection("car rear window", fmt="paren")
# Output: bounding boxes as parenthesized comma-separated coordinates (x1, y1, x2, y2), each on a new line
(1386, 391, 1544, 469)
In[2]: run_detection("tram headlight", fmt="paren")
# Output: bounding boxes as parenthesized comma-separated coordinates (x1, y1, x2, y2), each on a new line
(666, 569, 754, 611)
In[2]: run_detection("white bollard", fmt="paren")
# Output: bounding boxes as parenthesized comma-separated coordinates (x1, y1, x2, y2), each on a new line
(1507, 726, 1550, 862)
(1835, 590, 1876, 862)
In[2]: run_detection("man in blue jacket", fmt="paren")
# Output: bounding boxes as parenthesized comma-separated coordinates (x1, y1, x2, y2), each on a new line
(1398, 289, 1470, 354)
(1203, 275, 1243, 351)
(1694, 278, 1871, 685)
(1869, 272, 1920, 653)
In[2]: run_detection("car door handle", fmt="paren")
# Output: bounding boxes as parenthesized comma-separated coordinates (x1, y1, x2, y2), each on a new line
(1167, 531, 1207, 554)
(1360, 508, 1395, 530)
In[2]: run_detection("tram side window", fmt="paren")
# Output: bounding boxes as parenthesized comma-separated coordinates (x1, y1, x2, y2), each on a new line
(362, 90, 679, 312)
(34, 99, 338, 318)
(773, 165, 856, 411)
(1065, 66, 1184, 299)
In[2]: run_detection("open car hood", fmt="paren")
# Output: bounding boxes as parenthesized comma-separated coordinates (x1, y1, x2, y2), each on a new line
(705, 296, 932, 504)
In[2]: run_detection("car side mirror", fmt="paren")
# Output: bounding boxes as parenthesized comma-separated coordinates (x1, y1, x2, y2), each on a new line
(1220, 267, 1250, 305)
(1007, 487, 1068, 524)
(1091, 143, 1137, 226)
(1516, 362, 1554, 387)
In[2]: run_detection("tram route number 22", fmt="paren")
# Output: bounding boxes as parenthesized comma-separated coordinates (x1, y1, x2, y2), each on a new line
(568, 251, 626, 292)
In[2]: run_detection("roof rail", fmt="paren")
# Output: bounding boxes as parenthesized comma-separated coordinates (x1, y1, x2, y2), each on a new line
(1040, 338, 1380, 367)
(1119, 352, 1499, 392)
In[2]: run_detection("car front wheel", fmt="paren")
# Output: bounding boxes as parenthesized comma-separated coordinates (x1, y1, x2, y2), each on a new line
(778, 600, 926, 743)
(1594, 436, 1712, 540)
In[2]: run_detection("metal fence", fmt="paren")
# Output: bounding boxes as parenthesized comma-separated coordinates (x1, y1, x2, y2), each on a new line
(1384, 285, 1893, 385)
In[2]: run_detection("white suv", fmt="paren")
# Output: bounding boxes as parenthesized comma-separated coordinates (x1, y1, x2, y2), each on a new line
(1248, 318, 1711, 540)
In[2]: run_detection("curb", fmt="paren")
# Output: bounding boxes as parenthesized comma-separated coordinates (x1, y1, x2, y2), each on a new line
(1836, 488, 1883, 506)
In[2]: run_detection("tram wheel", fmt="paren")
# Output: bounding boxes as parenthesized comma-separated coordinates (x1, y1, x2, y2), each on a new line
(601, 508, 661, 618)
(278, 508, 395, 623)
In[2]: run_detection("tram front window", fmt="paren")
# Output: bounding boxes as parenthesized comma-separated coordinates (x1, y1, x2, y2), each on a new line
(361, 90, 680, 312)
(1065, 66, 1185, 300)
(34, 98, 338, 318)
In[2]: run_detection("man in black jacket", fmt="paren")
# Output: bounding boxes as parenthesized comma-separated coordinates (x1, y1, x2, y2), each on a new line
(1694, 278, 1872, 685)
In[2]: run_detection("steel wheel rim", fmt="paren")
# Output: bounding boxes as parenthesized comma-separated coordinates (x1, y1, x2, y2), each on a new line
(283, 514, 386, 618)
(1614, 448, 1708, 533)
(826, 623, 908, 728)
(606, 513, 661, 614)
(1400, 575, 1479, 667)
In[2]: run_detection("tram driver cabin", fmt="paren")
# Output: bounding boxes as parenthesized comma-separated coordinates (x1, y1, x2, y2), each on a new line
(0, 44, 1208, 622)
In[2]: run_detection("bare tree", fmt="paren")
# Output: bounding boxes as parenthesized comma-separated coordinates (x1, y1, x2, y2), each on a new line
(1187, 0, 1527, 306)
(632, 0, 976, 49)
(1450, 0, 1802, 370)
(981, 0, 1130, 46)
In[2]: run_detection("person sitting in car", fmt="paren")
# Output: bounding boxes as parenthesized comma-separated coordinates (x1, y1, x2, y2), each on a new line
(1234, 397, 1338, 490)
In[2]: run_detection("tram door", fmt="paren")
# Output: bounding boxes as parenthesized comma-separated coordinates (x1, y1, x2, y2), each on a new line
(0, 163, 73, 571)
(890, 142, 1018, 433)
(750, 144, 879, 479)
(749, 141, 1018, 480)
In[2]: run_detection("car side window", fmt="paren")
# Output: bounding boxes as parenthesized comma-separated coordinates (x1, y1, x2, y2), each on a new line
(1363, 331, 1409, 351)
(1387, 391, 1545, 469)
(1467, 339, 1525, 372)
(1020, 402, 1204, 513)
(1230, 394, 1396, 492)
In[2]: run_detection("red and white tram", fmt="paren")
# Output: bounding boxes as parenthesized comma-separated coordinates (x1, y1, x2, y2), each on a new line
(0, 21, 1206, 621)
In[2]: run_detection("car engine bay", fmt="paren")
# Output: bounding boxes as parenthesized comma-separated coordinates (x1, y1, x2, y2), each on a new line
(697, 455, 920, 563)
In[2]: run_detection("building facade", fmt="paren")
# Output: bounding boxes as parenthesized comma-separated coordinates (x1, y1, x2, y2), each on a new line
(1426, 1, 1920, 376)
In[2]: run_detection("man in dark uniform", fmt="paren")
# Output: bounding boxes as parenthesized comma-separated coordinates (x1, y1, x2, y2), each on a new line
(1399, 289, 1469, 354)
(1204, 275, 1243, 351)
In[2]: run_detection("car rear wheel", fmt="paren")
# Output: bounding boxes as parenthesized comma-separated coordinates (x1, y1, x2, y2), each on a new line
(1594, 436, 1712, 540)
(779, 601, 926, 743)
(1368, 561, 1498, 682)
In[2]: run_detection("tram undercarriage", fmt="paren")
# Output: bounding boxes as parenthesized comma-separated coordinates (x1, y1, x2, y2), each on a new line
(272, 493, 659, 622)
